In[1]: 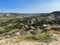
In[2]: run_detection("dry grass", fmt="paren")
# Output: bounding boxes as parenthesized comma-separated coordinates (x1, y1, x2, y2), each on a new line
(47, 30, 60, 34)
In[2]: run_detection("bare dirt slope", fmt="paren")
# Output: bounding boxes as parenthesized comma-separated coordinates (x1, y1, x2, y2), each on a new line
(0, 34, 60, 45)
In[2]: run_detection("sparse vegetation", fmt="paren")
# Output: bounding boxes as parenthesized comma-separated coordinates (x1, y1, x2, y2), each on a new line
(0, 12, 59, 45)
(25, 33, 53, 42)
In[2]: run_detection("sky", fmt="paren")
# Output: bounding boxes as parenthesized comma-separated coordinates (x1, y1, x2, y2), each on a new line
(0, 0, 60, 13)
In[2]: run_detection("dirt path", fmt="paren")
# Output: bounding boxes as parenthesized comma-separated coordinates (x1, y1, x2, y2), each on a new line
(48, 34, 60, 45)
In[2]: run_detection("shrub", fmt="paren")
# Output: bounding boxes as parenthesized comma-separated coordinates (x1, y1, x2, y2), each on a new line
(25, 33, 53, 42)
